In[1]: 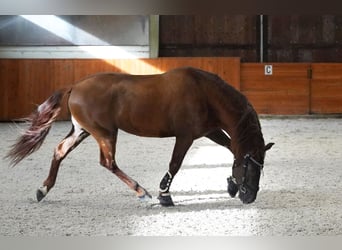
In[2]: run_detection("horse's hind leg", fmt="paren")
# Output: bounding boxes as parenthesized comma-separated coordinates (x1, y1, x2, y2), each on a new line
(96, 130, 152, 201)
(36, 118, 89, 201)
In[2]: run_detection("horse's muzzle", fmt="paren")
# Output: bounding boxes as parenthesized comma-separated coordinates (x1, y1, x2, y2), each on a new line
(227, 177, 257, 204)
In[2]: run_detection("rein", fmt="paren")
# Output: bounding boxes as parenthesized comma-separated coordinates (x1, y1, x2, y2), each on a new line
(228, 154, 264, 194)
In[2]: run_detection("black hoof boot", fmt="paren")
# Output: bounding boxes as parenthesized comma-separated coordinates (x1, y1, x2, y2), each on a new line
(36, 189, 45, 202)
(227, 177, 238, 198)
(36, 186, 48, 202)
(158, 193, 174, 207)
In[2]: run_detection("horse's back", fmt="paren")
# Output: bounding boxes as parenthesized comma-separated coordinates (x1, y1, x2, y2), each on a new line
(71, 67, 204, 91)
(68, 68, 215, 138)
(70, 68, 205, 107)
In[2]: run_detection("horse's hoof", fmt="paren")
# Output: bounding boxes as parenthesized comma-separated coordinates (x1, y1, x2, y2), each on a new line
(157, 193, 174, 207)
(138, 193, 153, 202)
(145, 191, 152, 199)
(36, 190, 45, 202)
(36, 186, 48, 202)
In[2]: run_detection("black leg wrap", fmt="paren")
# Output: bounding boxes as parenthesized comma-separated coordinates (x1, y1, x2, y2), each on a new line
(158, 172, 175, 206)
(159, 171, 173, 193)
(157, 192, 174, 207)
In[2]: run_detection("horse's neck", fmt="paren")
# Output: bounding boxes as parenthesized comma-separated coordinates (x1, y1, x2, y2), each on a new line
(207, 85, 262, 157)
(207, 85, 246, 136)
(233, 110, 264, 159)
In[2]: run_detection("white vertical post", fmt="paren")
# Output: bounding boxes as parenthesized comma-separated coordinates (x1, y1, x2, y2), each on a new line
(260, 14, 264, 63)
(149, 15, 159, 58)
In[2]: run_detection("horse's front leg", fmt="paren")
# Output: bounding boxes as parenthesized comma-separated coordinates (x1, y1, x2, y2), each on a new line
(158, 136, 193, 206)
(205, 129, 232, 152)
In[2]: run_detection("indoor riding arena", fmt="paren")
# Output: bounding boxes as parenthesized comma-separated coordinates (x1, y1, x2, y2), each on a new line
(1, 15, 342, 236)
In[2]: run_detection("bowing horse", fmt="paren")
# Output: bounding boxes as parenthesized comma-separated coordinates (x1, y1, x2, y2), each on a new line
(6, 67, 274, 206)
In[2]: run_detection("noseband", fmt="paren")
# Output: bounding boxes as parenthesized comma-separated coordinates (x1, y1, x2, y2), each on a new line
(228, 154, 263, 194)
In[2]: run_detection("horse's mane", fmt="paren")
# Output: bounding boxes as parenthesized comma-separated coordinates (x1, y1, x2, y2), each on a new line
(234, 105, 265, 158)
(190, 67, 265, 157)
(189, 67, 249, 114)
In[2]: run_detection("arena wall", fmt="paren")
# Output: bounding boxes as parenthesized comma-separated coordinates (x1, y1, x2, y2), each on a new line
(1, 58, 342, 120)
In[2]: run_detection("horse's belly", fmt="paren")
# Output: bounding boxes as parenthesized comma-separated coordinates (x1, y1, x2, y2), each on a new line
(120, 126, 172, 138)
(116, 107, 173, 138)
(117, 122, 173, 138)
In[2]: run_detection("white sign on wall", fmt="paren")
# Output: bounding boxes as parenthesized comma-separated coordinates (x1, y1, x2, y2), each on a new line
(265, 65, 273, 75)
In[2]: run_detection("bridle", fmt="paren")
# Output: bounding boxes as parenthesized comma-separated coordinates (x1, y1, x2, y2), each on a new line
(228, 153, 264, 194)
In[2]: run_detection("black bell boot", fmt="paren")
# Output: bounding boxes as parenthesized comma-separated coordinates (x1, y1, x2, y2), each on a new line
(227, 176, 239, 197)
(157, 192, 175, 206)
(158, 171, 175, 206)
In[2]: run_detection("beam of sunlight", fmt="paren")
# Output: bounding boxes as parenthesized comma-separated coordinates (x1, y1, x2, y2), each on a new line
(21, 15, 106, 45)
(171, 142, 234, 193)
(172, 167, 230, 193)
(130, 139, 260, 235)
(132, 140, 259, 236)
(20, 15, 162, 74)
(183, 144, 234, 166)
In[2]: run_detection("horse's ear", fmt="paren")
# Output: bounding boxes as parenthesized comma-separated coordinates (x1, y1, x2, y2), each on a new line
(265, 142, 274, 151)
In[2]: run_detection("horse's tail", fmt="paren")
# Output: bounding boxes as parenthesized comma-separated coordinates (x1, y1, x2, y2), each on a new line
(6, 88, 71, 166)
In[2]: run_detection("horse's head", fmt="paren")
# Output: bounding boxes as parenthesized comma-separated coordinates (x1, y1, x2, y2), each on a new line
(228, 142, 274, 204)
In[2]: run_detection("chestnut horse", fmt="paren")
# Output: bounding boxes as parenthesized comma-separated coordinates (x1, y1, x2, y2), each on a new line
(6, 67, 273, 206)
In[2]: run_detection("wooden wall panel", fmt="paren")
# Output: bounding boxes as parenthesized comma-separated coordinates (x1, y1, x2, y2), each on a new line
(241, 63, 311, 114)
(0, 60, 18, 119)
(0, 57, 240, 120)
(2, 58, 342, 119)
(311, 64, 342, 114)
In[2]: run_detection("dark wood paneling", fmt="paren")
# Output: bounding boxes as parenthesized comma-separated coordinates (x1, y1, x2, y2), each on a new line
(267, 15, 342, 62)
(159, 15, 258, 61)
(159, 15, 342, 62)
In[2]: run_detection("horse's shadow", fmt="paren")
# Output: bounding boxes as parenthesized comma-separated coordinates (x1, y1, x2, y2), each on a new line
(32, 187, 334, 216)
(144, 188, 333, 214)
